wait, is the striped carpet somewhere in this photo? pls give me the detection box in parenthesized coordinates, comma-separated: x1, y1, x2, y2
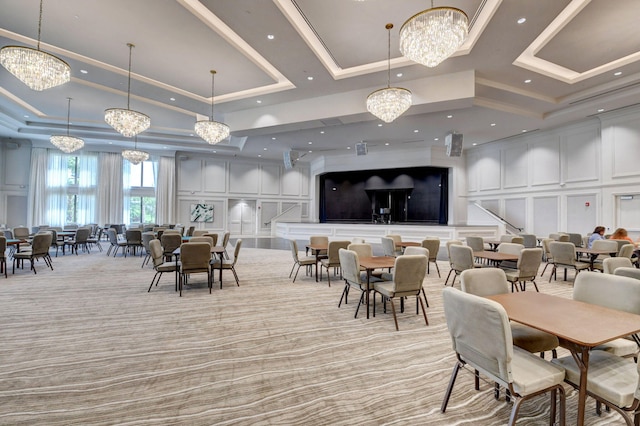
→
(0, 245, 628, 425)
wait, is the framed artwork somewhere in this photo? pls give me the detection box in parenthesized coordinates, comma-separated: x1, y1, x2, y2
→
(190, 203, 214, 222)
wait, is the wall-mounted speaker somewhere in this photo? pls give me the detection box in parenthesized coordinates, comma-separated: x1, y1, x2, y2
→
(355, 142, 367, 156)
(5, 142, 20, 150)
(283, 150, 299, 170)
(445, 132, 463, 157)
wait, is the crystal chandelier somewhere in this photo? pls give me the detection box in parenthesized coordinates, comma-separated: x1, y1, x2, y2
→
(122, 136, 149, 165)
(195, 70, 230, 144)
(399, 1, 468, 68)
(105, 43, 150, 138)
(50, 97, 84, 153)
(0, 0, 70, 91)
(366, 24, 412, 123)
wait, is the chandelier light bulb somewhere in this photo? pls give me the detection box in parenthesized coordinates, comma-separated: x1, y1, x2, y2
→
(50, 97, 84, 153)
(195, 70, 230, 144)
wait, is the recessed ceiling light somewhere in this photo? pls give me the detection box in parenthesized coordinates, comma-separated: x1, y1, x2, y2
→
(396, 72, 403, 77)
(263, 147, 268, 150)
(490, 123, 496, 127)
(163, 146, 168, 149)
(189, 133, 194, 137)
(256, 100, 262, 104)
(258, 154, 262, 157)
(522, 129, 527, 133)
(80, 69, 88, 74)
(23, 115, 29, 118)
(170, 97, 175, 101)
(320, 130, 325, 134)
(308, 150, 312, 153)
(212, 150, 217, 153)
(597, 108, 605, 112)
(267, 34, 275, 40)
(108, 142, 112, 144)
(447, 115, 453, 118)
(614, 71, 622, 76)
(271, 137, 276, 140)
(378, 123, 383, 127)
(434, 138, 439, 141)
(472, 143, 477, 146)
(524, 79, 532, 83)
(308, 141, 312, 144)
(385, 142, 390, 146)
(307, 76, 314, 80)
(413, 129, 419, 133)
(517, 17, 526, 24)
(347, 146, 351, 149)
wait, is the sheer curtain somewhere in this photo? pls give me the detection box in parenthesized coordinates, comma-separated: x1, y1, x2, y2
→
(45, 152, 70, 227)
(97, 152, 124, 226)
(77, 152, 98, 225)
(122, 159, 132, 225)
(155, 156, 176, 225)
(27, 148, 49, 228)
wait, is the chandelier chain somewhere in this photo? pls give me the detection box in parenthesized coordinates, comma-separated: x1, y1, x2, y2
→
(126, 43, 134, 110)
(386, 24, 391, 88)
(210, 70, 216, 119)
(37, 0, 43, 50)
(65, 97, 71, 135)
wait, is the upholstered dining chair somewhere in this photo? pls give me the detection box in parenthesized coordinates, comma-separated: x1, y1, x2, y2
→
(372, 254, 428, 331)
(106, 228, 127, 257)
(497, 242, 524, 270)
(618, 242, 635, 259)
(211, 239, 242, 289)
(421, 238, 441, 277)
(141, 232, 155, 268)
(192, 230, 207, 236)
(615, 267, 640, 280)
(510, 236, 524, 245)
(518, 233, 538, 248)
(319, 240, 350, 286)
(591, 239, 620, 271)
(190, 236, 214, 247)
(178, 242, 212, 296)
(502, 248, 543, 292)
(67, 227, 91, 255)
(460, 268, 559, 360)
(603, 257, 633, 274)
(289, 240, 316, 283)
(161, 233, 182, 262)
(380, 236, 397, 258)
(12, 233, 53, 274)
(86, 227, 103, 252)
(399, 246, 430, 307)
(203, 233, 219, 246)
(444, 239, 463, 285)
(338, 248, 372, 318)
(441, 286, 566, 426)
(445, 244, 481, 287)
(0, 235, 6, 278)
(465, 236, 485, 252)
(540, 238, 555, 278)
(548, 241, 590, 281)
(221, 231, 231, 259)
(308, 235, 328, 259)
(148, 239, 179, 292)
(384, 234, 403, 256)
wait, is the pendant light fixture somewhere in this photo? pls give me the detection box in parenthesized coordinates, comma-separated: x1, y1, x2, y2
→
(50, 97, 84, 153)
(194, 70, 230, 144)
(0, 0, 71, 91)
(104, 43, 150, 138)
(122, 135, 149, 165)
(366, 23, 412, 123)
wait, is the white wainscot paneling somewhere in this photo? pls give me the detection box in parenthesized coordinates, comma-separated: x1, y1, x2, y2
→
(611, 122, 640, 178)
(503, 145, 527, 188)
(260, 165, 280, 195)
(301, 168, 309, 197)
(481, 199, 500, 215)
(504, 198, 526, 230)
(229, 163, 260, 194)
(530, 139, 560, 186)
(281, 169, 301, 196)
(533, 196, 558, 237)
(467, 151, 478, 192)
(282, 202, 299, 213)
(178, 159, 203, 192)
(566, 194, 596, 235)
(260, 201, 279, 230)
(478, 149, 500, 190)
(203, 159, 226, 193)
(564, 128, 599, 183)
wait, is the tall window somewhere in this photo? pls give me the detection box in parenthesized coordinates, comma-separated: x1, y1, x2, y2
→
(126, 160, 156, 225)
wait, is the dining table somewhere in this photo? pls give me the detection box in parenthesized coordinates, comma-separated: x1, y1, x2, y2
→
(574, 247, 618, 270)
(173, 245, 226, 287)
(306, 243, 328, 282)
(487, 291, 640, 426)
(472, 250, 518, 267)
(358, 255, 396, 319)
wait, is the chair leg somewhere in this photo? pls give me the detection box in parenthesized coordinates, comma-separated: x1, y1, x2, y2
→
(444, 269, 454, 286)
(338, 282, 349, 307)
(434, 261, 441, 278)
(441, 361, 462, 413)
(421, 288, 429, 307)
(389, 298, 399, 331)
(508, 396, 525, 426)
(231, 267, 240, 286)
(418, 295, 428, 326)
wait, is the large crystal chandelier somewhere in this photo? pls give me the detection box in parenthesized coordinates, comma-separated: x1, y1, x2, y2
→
(195, 70, 230, 144)
(50, 97, 84, 153)
(0, 0, 70, 91)
(105, 43, 150, 138)
(122, 136, 149, 165)
(366, 24, 412, 123)
(399, 1, 468, 68)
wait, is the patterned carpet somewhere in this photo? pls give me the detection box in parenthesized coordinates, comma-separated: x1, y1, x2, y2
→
(0, 244, 628, 425)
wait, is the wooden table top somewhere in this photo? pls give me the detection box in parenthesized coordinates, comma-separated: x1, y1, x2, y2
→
(359, 256, 396, 270)
(488, 292, 640, 347)
(173, 245, 224, 255)
(6, 238, 26, 245)
(473, 251, 518, 261)
(306, 243, 328, 251)
(396, 241, 420, 248)
(574, 247, 617, 255)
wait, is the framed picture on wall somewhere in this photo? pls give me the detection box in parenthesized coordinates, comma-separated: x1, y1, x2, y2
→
(190, 203, 214, 222)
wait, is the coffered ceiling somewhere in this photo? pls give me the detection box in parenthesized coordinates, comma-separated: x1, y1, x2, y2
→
(1, 0, 639, 163)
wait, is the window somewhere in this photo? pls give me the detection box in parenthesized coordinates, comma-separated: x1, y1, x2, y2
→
(125, 160, 156, 224)
(129, 196, 156, 224)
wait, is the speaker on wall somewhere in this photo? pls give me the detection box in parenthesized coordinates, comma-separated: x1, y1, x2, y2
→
(445, 132, 463, 157)
(283, 150, 299, 170)
(355, 142, 367, 156)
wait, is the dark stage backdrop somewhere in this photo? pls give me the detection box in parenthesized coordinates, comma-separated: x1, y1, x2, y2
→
(319, 166, 448, 224)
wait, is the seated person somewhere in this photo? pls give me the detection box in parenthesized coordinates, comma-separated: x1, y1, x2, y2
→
(588, 226, 605, 248)
(610, 227, 634, 244)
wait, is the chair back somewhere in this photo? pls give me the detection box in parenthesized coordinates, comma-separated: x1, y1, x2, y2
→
(0, 236, 6, 258)
(592, 240, 618, 260)
(518, 233, 537, 248)
(125, 229, 141, 244)
(187, 226, 195, 236)
(498, 242, 524, 256)
(180, 242, 211, 273)
(203, 233, 218, 246)
(499, 235, 514, 243)
(614, 267, 640, 280)
(49, 228, 58, 246)
(510, 236, 524, 245)
(32, 233, 52, 255)
(380, 237, 397, 257)
(446, 240, 463, 265)
(403, 246, 428, 257)
(449, 245, 474, 273)
(163, 229, 181, 235)
(290, 240, 301, 262)
(309, 235, 328, 246)
(75, 227, 91, 243)
(13, 227, 29, 239)
(149, 239, 164, 267)
(603, 257, 633, 274)
(161, 233, 182, 254)
(618, 242, 634, 258)
(347, 243, 372, 259)
(392, 255, 427, 293)
(460, 268, 509, 296)
(222, 231, 231, 248)
(327, 240, 350, 263)
(549, 241, 577, 266)
(192, 230, 207, 236)
(351, 237, 365, 244)
(231, 239, 242, 266)
(142, 232, 155, 252)
(516, 248, 543, 279)
(613, 239, 632, 253)
(541, 238, 553, 258)
(443, 287, 513, 386)
(4, 230, 14, 239)
(339, 248, 361, 285)
(385, 234, 402, 244)
(465, 236, 484, 252)
(566, 233, 583, 247)
(190, 236, 213, 246)
(574, 271, 640, 315)
(557, 234, 570, 242)
(421, 238, 440, 261)
(107, 228, 118, 244)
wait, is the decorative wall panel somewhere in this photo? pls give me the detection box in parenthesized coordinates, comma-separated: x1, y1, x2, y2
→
(203, 160, 226, 193)
(260, 165, 280, 195)
(478, 150, 500, 190)
(504, 198, 526, 231)
(229, 162, 260, 194)
(533, 196, 558, 237)
(564, 127, 599, 183)
(178, 159, 202, 192)
(503, 145, 527, 188)
(530, 139, 560, 186)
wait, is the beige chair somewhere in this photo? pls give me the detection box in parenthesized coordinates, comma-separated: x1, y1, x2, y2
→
(147, 239, 179, 292)
(502, 248, 543, 292)
(548, 241, 590, 281)
(372, 255, 428, 331)
(499, 234, 514, 243)
(380, 236, 398, 257)
(221, 231, 231, 259)
(338, 248, 373, 318)
(308, 235, 328, 259)
(446, 244, 481, 287)
(190, 236, 214, 247)
(540, 238, 555, 278)
(178, 242, 212, 296)
(289, 240, 316, 283)
(123, 229, 142, 257)
(211, 239, 242, 288)
(161, 233, 182, 261)
(203, 233, 218, 246)
(510, 236, 524, 245)
(106, 228, 127, 257)
(444, 240, 463, 285)
(603, 257, 633, 274)
(619, 243, 635, 259)
(518, 233, 537, 248)
(351, 237, 365, 244)
(421, 238, 441, 277)
(86, 227, 103, 252)
(12, 233, 53, 274)
(441, 286, 566, 426)
(13, 226, 30, 240)
(461, 268, 559, 358)
(192, 230, 208, 236)
(465, 236, 484, 252)
(186, 226, 195, 236)
(497, 242, 524, 270)
(319, 240, 350, 286)
(385, 234, 403, 256)
(0, 236, 6, 278)
(566, 272, 640, 358)
(591, 239, 620, 271)
(141, 231, 156, 268)
(347, 243, 381, 277)
(402, 246, 430, 307)
(615, 267, 640, 280)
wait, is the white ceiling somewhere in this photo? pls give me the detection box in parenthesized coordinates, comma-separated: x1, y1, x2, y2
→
(1, 0, 640, 162)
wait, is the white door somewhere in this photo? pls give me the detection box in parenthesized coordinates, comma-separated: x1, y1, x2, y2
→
(227, 199, 256, 236)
